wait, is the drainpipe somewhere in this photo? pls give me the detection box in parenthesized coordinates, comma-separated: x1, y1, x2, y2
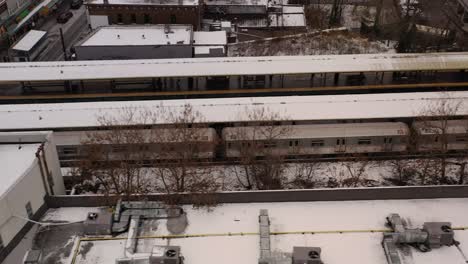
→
(36, 144, 50, 196)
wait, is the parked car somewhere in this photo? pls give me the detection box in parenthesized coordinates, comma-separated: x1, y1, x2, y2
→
(57, 12, 73, 23)
(70, 0, 83, 9)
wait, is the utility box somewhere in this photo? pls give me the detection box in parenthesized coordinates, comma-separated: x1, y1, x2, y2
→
(150, 246, 182, 264)
(23, 250, 42, 264)
(84, 211, 113, 235)
(423, 222, 455, 248)
(292, 247, 323, 264)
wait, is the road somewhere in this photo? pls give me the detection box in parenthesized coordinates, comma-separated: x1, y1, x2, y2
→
(37, 2, 90, 61)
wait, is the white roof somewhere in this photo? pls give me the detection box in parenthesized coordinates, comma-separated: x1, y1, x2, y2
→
(2, 52, 467, 82)
(0, 143, 40, 199)
(194, 46, 225, 55)
(223, 122, 409, 140)
(80, 25, 192, 46)
(193, 31, 227, 45)
(11, 30, 47, 52)
(269, 13, 306, 27)
(0, 92, 466, 131)
(86, 0, 198, 6)
(64, 198, 468, 264)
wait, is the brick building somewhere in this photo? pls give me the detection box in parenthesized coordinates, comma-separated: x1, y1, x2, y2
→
(85, 0, 201, 30)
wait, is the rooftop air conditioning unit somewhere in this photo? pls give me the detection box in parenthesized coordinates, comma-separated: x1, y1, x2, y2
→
(149, 246, 182, 264)
(292, 247, 323, 264)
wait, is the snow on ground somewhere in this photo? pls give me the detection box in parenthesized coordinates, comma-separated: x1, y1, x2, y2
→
(228, 29, 393, 56)
(68, 198, 468, 264)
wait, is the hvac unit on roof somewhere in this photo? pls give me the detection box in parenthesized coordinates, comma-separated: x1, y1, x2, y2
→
(149, 245, 183, 264)
(292, 247, 323, 264)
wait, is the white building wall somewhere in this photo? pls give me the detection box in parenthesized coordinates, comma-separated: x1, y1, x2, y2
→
(0, 131, 65, 248)
(0, 163, 45, 246)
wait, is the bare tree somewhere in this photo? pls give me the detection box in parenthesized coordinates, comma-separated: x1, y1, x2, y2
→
(227, 107, 291, 190)
(415, 95, 464, 184)
(150, 104, 219, 196)
(75, 107, 158, 199)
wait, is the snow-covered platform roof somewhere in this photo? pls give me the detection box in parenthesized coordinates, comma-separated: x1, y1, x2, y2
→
(79, 25, 193, 46)
(43, 198, 468, 264)
(10, 30, 47, 52)
(0, 92, 466, 131)
(0, 52, 467, 82)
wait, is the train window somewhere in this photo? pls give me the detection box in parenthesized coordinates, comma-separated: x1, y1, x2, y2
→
(264, 142, 277, 148)
(336, 139, 345, 145)
(456, 136, 468, 142)
(61, 146, 78, 155)
(289, 140, 299, 147)
(139, 145, 150, 151)
(384, 138, 393, 144)
(227, 142, 232, 149)
(434, 136, 439, 143)
(112, 145, 128, 153)
(311, 140, 324, 147)
(358, 139, 372, 145)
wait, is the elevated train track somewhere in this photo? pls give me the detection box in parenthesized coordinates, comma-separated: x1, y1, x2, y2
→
(0, 52, 467, 103)
(0, 81, 467, 104)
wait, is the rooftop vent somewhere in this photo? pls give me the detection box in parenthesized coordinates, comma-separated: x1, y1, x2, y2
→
(292, 247, 323, 264)
(149, 246, 182, 264)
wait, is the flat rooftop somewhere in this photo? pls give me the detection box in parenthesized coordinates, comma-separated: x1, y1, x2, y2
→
(26, 198, 468, 264)
(11, 30, 47, 52)
(0, 52, 467, 82)
(0, 143, 40, 199)
(79, 25, 193, 46)
(204, 0, 267, 6)
(86, 0, 199, 6)
(0, 91, 466, 131)
(193, 31, 227, 45)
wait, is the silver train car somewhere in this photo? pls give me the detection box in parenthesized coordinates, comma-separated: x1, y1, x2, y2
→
(222, 122, 410, 157)
(54, 128, 218, 161)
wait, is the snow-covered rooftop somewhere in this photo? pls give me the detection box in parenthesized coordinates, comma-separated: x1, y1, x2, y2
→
(0, 92, 466, 131)
(0, 143, 40, 199)
(79, 25, 193, 46)
(11, 30, 47, 52)
(193, 31, 227, 45)
(1, 52, 465, 82)
(86, 0, 198, 6)
(44, 198, 468, 264)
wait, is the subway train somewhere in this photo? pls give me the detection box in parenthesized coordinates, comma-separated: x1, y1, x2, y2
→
(54, 119, 468, 162)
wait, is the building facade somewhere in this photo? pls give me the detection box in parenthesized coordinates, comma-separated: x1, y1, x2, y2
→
(86, 0, 201, 29)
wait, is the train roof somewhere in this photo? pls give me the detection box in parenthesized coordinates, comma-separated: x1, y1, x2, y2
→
(223, 122, 409, 140)
(0, 92, 467, 131)
(0, 52, 467, 82)
(413, 119, 468, 135)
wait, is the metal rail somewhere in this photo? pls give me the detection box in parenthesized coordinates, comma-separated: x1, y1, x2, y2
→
(1, 81, 468, 104)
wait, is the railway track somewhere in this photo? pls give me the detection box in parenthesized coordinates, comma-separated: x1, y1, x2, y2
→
(1, 81, 468, 104)
(59, 151, 468, 168)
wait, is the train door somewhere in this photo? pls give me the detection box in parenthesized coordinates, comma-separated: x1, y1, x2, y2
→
(383, 137, 393, 152)
(335, 138, 346, 152)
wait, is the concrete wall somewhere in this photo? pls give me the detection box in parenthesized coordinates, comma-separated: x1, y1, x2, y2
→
(75, 45, 192, 60)
(45, 185, 468, 208)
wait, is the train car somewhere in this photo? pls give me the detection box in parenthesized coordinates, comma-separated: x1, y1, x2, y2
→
(53, 128, 218, 161)
(222, 122, 410, 157)
(412, 120, 468, 152)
